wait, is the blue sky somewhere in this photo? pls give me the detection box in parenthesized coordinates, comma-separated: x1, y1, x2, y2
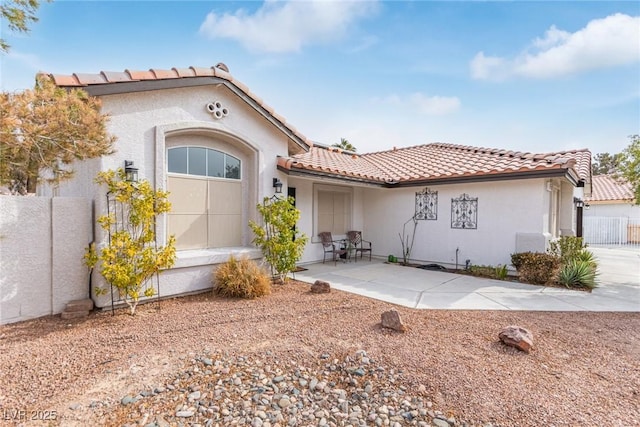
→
(1, 0, 639, 155)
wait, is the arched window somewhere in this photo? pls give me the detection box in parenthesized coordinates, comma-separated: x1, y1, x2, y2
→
(168, 147, 241, 179)
(167, 146, 244, 250)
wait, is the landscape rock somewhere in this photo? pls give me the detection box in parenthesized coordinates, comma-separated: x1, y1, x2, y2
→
(310, 280, 331, 294)
(381, 309, 407, 332)
(106, 350, 489, 427)
(499, 325, 534, 353)
(432, 418, 451, 427)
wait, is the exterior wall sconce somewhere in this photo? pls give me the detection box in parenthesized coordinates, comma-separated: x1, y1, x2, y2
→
(273, 178, 283, 194)
(573, 197, 585, 208)
(124, 160, 139, 182)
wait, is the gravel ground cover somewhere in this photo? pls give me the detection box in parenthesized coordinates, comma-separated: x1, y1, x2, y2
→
(0, 280, 638, 427)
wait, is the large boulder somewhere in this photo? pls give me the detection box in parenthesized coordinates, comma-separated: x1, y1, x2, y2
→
(381, 309, 407, 332)
(499, 325, 534, 353)
(310, 280, 331, 294)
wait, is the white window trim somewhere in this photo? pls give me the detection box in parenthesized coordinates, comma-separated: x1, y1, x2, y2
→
(155, 121, 261, 251)
(167, 146, 242, 180)
(312, 183, 353, 242)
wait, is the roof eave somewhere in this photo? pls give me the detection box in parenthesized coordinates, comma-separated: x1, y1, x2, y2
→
(385, 168, 574, 188)
(67, 76, 311, 154)
(277, 165, 387, 186)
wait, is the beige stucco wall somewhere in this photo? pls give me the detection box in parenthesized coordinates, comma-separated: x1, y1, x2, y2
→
(361, 179, 551, 267)
(287, 176, 570, 268)
(584, 202, 640, 218)
(0, 197, 91, 324)
(41, 84, 293, 308)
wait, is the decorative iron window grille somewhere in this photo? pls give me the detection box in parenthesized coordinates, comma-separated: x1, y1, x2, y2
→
(415, 188, 438, 220)
(451, 193, 478, 229)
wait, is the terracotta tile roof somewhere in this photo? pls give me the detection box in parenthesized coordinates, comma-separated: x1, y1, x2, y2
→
(277, 146, 390, 183)
(586, 174, 634, 202)
(42, 64, 313, 154)
(42, 64, 591, 187)
(45, 64, 231, 87)
(279, 143, 591, 186)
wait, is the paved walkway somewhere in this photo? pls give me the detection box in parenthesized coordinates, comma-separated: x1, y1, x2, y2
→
(295, 247, 640, 311)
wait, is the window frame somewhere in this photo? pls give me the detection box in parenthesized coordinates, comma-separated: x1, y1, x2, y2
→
(167, 146, 242, 180)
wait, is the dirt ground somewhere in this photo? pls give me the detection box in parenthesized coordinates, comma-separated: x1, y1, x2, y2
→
(0, 281, 638, 426)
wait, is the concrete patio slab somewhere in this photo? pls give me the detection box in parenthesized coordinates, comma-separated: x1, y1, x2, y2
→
(295, 246, 639, 312)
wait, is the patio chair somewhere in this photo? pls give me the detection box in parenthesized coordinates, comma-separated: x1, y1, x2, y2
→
(346, 230, 372, 262)
(318, 231, 348, 265)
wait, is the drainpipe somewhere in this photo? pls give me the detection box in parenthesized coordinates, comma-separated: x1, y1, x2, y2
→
(50, 197, 54, 316)
(455, 247, 459, 271)
(88, 199, 95, 303)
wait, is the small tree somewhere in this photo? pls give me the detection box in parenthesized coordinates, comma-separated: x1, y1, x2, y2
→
(619, 134, 640, 204)
(591, 152, 624, 175)
(398, 214, 418, 265)
(1, 0, 47, 52)
(249, 196, 308, 283)
(85, 169, 176, 315)
(0, 75, 115, 194)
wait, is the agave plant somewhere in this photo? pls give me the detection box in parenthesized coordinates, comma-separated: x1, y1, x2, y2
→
(557, 260, 598, 289)
(575, 249, 598, 268)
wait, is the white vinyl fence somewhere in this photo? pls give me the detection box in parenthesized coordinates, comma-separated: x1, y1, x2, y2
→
(583, 216, 640, 248)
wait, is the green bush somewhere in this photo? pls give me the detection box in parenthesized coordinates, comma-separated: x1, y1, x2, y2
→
(468, 265, 493, 277)
(548, 236, 587, 265)
(213, 255, 271, 299)
(494, 264, 508, 280)
(249, 196, 308, 283)
(468, 264, 509, 280)
(557, 260, 598, 289)
(510, 252, 561, 285)
(575, 249, 597, 267)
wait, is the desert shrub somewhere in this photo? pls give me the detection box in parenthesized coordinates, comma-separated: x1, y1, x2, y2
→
(575, 249, 597, 267)
(494, 264, 508, 280)
(467, 264, 509, 280)
(548, 236, 587, 265)
(213, 255, 271, 299)
(468, 265, 493, 277)
(510, 252, 560, 285)
(557, 260, 598, 289)
(510, 253, 528, 270)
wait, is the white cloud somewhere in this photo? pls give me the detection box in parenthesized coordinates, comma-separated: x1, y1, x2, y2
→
(375, 92, 461, 116)
(471, 13, 640, 80)
(199, 0, 379, 53)
(409, 93, 461, 115)
(470, 52, 507, 80)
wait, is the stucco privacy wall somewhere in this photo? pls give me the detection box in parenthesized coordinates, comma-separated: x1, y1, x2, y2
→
(0, 197, 91, 325)
(362, 179, 549, 268)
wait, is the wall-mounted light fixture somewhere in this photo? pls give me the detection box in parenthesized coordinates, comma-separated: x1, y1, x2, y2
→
(273, 177, 283, 194)
(573, 197, 585, 209)
(124, 160, 139, 182)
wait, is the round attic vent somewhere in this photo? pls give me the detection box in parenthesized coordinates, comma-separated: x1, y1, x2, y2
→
(206, 101, 229, 119)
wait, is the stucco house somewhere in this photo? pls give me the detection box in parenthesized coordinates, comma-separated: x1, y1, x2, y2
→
(37, 64, 591, 308)
(584, 174, 640, 245)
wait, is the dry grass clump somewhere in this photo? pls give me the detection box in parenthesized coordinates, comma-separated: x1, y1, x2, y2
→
(213, 255, 271, 298)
